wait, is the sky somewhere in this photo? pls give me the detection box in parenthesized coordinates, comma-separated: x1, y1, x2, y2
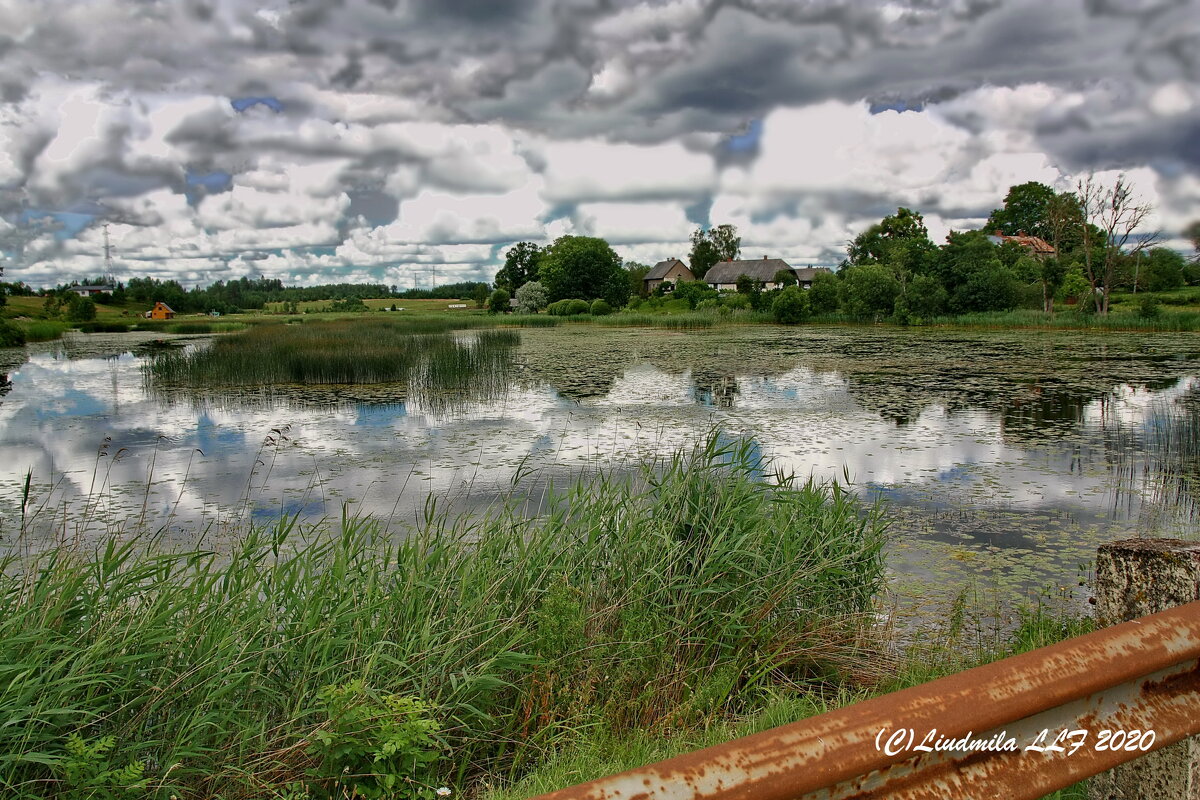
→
(0, 0, 1198, 290)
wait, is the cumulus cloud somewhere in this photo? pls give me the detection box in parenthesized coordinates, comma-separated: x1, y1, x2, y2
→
(0, 0, 1197, 286)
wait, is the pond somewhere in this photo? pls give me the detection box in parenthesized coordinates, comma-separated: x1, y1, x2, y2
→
(2, 325, 1198, 623)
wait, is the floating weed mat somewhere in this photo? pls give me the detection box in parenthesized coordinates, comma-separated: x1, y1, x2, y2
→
(0, 435, 886, 799)
(143, 320, 520, 406)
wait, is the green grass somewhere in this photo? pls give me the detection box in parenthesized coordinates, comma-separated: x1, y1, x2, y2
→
(489, 595, 1095, 800)
(14, 320, 70, 342)
(143, 318, 517, 388)
(0, 436, 886, 798)
(927, 308, 1200, 331)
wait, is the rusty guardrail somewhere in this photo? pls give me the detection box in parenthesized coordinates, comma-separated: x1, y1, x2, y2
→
(528, 599, 1200, 800)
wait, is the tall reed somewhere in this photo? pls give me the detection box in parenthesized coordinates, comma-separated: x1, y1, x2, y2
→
(0, 436, 886, 798)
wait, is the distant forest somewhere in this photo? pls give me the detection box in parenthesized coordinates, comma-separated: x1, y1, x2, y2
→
(11, 276, 490, 315)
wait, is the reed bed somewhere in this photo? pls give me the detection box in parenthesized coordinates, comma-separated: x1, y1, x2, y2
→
(15, 320, 70, 342)
(928, 309, 1200, 332)
(143, 319, 517, 388)
(0, 437, 886, 799)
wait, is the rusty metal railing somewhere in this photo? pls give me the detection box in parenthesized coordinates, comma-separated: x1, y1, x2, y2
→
(527, 599, 1200, 800)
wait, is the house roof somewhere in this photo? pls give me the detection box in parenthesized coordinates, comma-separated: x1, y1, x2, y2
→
(704, 258, 794, 284)
(645, 258, 690, 281)
(987, 231, 1056, 256)
(155, 302, 175, 312)
(793, 267, 834, 283)
(75, 284, 114, 291)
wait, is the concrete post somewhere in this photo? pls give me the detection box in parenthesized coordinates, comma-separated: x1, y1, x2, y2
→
(1090, 538, 1200, 800)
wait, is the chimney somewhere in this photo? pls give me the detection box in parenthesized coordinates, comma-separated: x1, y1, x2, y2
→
(762, 255, 768, 260)
(1016, 230, 1025, 237)
(993, 230, 1003, 237)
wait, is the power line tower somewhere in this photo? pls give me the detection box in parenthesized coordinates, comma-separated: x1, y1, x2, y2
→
(103, 223, 114, 284)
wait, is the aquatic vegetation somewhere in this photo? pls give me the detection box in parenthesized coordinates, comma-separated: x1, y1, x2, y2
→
(143, 319, 518, 389)
(0, 436, 886, 798)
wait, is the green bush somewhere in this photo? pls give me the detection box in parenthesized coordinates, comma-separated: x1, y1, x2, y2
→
(487, 289, 511, 315)
(308, 681, 443, 800)
(1138, 296, 1162, 319)
(0, 318, 26, 347)
(721, 293, 751, 310)
(66, 295, 97, 322)
(589, 298, 613, 316)
(771, 286, 811, 324)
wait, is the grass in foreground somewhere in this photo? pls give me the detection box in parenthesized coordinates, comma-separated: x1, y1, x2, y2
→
(489, 596, 1094, 800)
(0, 436, 886, 799)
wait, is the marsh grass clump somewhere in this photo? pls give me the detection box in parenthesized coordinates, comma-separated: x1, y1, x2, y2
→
(0, 436, 886, 798)
(143, 320, 517, 391)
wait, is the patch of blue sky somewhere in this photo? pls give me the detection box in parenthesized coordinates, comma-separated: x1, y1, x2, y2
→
(724, 119, 762, 153)
(231, 96, 283, 113)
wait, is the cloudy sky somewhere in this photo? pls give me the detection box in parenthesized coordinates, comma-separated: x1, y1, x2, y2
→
(1, 0, 1198, 290)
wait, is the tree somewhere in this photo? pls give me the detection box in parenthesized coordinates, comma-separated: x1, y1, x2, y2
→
(1140, 248, 1187, 292)
(537, 236, 630, 307)
(1186, 220, 1200, 265)
(848, 207, 934, 267)
(808, 271, 841, 314)
(66, 294, 97, 322)
(904, 273, 948, 320)
(487, 288, 510, 314)
(625, 262, 651, 298)
(842, 264, 900, 318)
(985, 182, 1057, 240)
(688, 224, 740, 279)
(513, 281, 548, 314)
(771, 286, 810, 324)
(470, 284, 490, 309)
(938, 231, 1020, 313)
(1077, 173, 1160, 314)
(773, 269, 797, 287)
(494, 242, 542, 295)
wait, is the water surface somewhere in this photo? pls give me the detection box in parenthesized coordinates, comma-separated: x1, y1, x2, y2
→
(2, 325, 1197, 622)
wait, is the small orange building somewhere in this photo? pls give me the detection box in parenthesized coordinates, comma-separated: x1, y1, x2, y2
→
(148, 302, 175, 320)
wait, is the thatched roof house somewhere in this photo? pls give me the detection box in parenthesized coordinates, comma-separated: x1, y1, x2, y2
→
(644, 258, 695, 292)
(704, 258, 833, 290)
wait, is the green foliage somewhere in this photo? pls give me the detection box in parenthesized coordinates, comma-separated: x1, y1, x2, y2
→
(589, 298, 612, 316)
(514, 281, 548, 314)
(547, 299, 591, 316)
(847, 208, 936, 273)
(57, 733, 150, 799)
(938, 232, 1019, 313)
(673, 280, 719, 309)
(326, 297, 369, 313)
(688, 225, 740, 279)
(771, 286, 810, 324)
(65, 294, 97, 322)
(538, 236, 629, 307)
(772, 269, 797, 287)
(625, 262, 651, 298)
(1137, 296, 1162, 319)
(807, 272, 841, 314)
(1059, 267, 1091, 303)
(0, 318, 26, 346)
(309, 682, 443, 800)
(720, 293, 751, 310)
(985, 181, 1057, 240)
(487, 289, 511, 315)
(471, 285, 490, 309)
(494, 242, 543, 296)
(841, 264, 900, 318)
(903, 273, 948, 320)
(1140, 248, 1186, 292)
